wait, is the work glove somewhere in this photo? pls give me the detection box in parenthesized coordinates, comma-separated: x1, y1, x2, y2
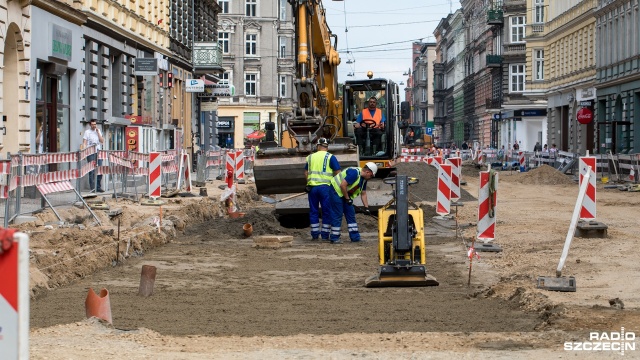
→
(304, 186, 312, 193)
(346, 198, 353, 206)
(363, 208, 371, 216)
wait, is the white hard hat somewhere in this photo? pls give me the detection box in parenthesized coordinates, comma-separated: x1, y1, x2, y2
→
(364, 162, 378, 176)
(317, 137, 329, 146)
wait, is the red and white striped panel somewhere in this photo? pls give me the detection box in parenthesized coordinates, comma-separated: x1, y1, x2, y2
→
(226, 150, 245, 180)
(97, 166, 111, 175)
(0, 185, 8, 199)
(579, 157, 597, 220)
(36, 180, 74, 195)
(398, 155, 425, 163)
(79, 145, 97, 161)
(162, 163, 178, 174)
(22, 155, 44, 167)
(477, 171, 498, 242)
(432, 156, 443, 167)
(446, 157, 462, 201)
(148, 152, 162, 198)
(0, 161, 11, 175)
(162, 153, 175, 162)
(109, 154, 133, 168)
(182, 153, 192, 192)
(46, 152, 78, 165)
(401, 147, 423, 154)
(9, 175, 18, 192)
(206, 159, 221, 167)
(437, 163, 452, 216)
(10, 155, 20, 167)
(80, 161, 96, 178)
(518, 151, 525, 168)
(424, 157, 434, 165)
(129, 152, 149, 163)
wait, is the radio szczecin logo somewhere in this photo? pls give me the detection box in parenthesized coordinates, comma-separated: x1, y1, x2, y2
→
(565, 328, 636, 355)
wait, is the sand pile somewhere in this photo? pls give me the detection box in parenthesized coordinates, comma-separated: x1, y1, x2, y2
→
(514, 165, 575, 185)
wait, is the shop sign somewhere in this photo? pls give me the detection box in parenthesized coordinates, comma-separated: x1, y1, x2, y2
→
(125, 126, 139, 152)
(51, 24, 72, 61)
(577, 107, 594, 124)
(201, 101, 218, 111)
(186, 79, 205, 93)
(216, 120, 232, 128)
(125, 115, 152, 125)
(134, 58, 158, 76)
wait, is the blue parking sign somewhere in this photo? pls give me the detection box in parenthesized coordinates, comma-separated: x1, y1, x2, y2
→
(426, 127, 433, 135)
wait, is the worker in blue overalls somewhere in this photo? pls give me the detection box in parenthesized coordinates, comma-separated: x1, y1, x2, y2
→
(304, 138, 341, 240)
(328, 162, 377, 244)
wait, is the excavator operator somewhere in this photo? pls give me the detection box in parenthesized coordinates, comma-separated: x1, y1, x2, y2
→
(354, 97, 386, 155)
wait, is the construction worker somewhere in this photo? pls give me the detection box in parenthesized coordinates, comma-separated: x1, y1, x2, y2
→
(304, 138, 341, 240)
(328, 162, 377, 244)
(354, 97, 386, 155)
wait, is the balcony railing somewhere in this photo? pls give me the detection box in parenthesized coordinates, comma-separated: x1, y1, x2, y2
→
(193, 42, 223, 73)
(503, 43, 526, 56)
(486, 54, 503, 67)
(526, 23, 546, 38)
(487, 9, 503, 25)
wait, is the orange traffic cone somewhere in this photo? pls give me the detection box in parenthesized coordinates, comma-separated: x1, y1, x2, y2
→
(85, 288, 113, 324)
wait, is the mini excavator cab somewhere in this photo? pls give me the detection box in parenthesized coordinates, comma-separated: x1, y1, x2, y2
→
(365, 175, 439, 287)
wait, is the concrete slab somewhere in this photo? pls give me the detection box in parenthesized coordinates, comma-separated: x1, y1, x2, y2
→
(575, 220, 608, 238)
(14, 215, 38, 225)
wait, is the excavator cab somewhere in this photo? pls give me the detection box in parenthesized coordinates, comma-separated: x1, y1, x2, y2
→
(343, 79, 402, 177)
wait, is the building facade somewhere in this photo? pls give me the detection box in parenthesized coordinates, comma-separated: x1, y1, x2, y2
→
(216, 0, 295, 149)
(409, 42, 436, 128)
(595, 0, 640, 154)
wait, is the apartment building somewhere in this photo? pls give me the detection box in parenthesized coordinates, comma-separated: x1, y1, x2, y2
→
(594, 0, 640, 154)
(216, 0, 295, 149)
(410, 42, 436, 127)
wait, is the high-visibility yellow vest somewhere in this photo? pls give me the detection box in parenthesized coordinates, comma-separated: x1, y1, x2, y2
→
(331, 167, 362, 199)
(306, 151, 334, 186)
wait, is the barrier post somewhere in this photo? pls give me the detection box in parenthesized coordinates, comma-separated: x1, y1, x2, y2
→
(0, 231, 30, 360)
(446, 157, 462, 202)
(436, 163, 452, 217)
(474, 169, 502, 252)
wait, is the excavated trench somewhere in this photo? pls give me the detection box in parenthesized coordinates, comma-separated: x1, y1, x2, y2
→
(30, 193, 546, 339)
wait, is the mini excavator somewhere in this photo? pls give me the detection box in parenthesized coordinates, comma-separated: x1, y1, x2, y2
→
(365, 175, 439, 287)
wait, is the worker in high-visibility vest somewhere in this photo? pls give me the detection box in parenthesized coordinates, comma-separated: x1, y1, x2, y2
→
(304, 138, 341, 240)
(328, 162, 377, 244)
(354, 97, 386, 155)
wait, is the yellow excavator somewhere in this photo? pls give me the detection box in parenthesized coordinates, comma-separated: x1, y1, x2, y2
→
(253, 0, 406, 201)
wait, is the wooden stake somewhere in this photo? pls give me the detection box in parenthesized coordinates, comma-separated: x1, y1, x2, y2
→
(138, 265, 157, 297)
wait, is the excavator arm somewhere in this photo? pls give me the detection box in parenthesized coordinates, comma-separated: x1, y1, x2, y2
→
(253, 0, 357, 195)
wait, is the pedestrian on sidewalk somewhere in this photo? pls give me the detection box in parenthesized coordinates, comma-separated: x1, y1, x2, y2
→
(328, 162, 377, 244)
(83, 119, 104, 193)
(304, 138, 341, 240)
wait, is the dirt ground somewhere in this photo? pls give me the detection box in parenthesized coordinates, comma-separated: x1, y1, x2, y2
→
(21, 164, 640, 358)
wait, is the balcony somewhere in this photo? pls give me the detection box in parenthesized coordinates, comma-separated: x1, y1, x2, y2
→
(433, 116, 446, 126)
(486, 54, 503, 68)
(487, 9, 503, 25)
(193, 42, 223, 74)
(434, 88, 447, 98)
(486, 98, 502, 110)
(503, 43, 526, 56)
(526, 23, 546, 38)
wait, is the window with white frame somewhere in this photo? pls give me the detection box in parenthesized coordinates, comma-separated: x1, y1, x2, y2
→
(246, 0, 257, 17)
(279, 37, 287, 58)
(245, 73, 257, 96)
(279, 0, 286, 20)
(421, 88, 427, 102)
(218, 32, 230, 54)
(509, 64, 525, 92)
(279, 75, 286, 97)
(534, 49, 544, 81)
(534, 0, 544, 23)
(245, 34, 257, 56)
(220, 72, 232, 86)
(421, 67, 426, 81)
(511, 16, 525, 43)
(421, 109, 427, 123)
(218, 0, 230, 14)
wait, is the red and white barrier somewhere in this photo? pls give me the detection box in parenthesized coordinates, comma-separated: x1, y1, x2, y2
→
(432, 156, 443, 167)
(182, 152, 192, 192)
(149, 152, 162, 199)
(477, 170, 498, 242)
(398, 155, 426, 163)
(446, 157, 462, 201)
(0, 232, 30, 360)
(36, 180, 75, 195)
(437, 163, 452, 216)
(579, 156, 597, 220)
(518, 151, 525, 171)
(226, 150, 244, 181)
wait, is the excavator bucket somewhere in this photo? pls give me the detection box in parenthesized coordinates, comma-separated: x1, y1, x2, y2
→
(253, 147, 359, 195)
(364, 265, 439, 288)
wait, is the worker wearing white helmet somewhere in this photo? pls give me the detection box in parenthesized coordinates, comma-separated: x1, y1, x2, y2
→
(327, 162, 377, 244)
